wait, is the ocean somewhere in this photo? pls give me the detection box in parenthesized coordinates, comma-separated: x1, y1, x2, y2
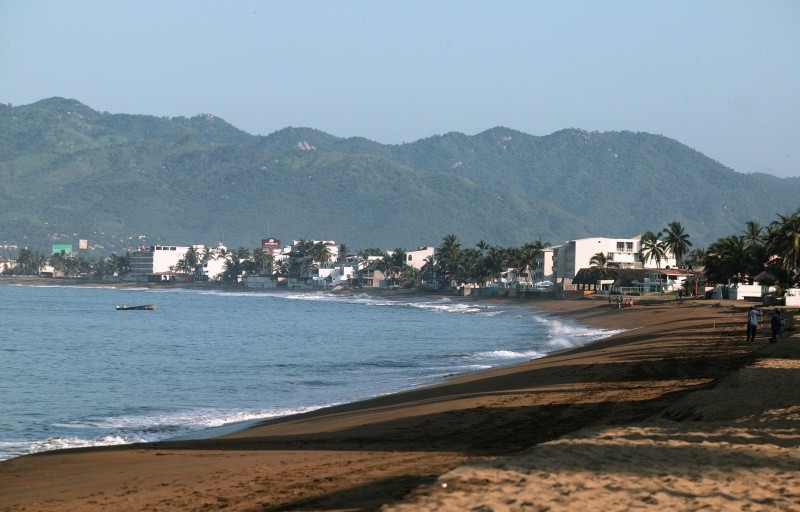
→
(0, 283, 622, 461)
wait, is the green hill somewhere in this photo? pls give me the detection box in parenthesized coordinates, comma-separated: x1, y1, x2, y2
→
(1, 98, 797, 254)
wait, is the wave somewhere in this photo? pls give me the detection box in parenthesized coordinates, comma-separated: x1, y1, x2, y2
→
(473, 349, 546, 359)
(6, 282, 151, 292)
(141, 287, 505, 316)
(1, 405, 332, 461)
(532, 314, 626, 350)
(55, 406, 327, 432)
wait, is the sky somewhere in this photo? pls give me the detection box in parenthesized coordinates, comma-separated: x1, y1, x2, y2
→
(1, 1, 799, 177)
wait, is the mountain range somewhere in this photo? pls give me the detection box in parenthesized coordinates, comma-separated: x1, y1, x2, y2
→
(1, 97, 798, 254)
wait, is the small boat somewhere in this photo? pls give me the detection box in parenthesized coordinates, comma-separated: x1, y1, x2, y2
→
(116, 304, 156, 311)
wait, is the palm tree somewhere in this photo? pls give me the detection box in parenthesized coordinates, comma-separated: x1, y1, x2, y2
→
(183, 246, 200, 274)
(338, 244, 351, 263)
(459, 247, 486, 286)
(222, 255, 242, 284)
(220, 247, 251, 284)
(589, 252, 618, 280)
(518, 240, 544, 280)
(641, 233, 669, 292)
(93, 257, 117, 279)
(662, 221, 692, 268)
(49, 250, 70, 276)
(110, 251, 131, 276)
(640, 231, 666, 270)
(309, 242, 331, 268)
(485, 245, 509, 283)
(684, 247, 705, 271)
(252, 247, 275, 275)
(704, 235, 747, 284)
(216, 246, 228, 262)
(768, 208, 800, 287)
(436, 234, 462, 287)
(375, 253, 402, 286)
(420, 254, 437, 282)
(202, 246, 217, 264)
(284, 258, 303, 278)
(518, 240, 543, 268)
(399, 265, 421, 288)
(742, 220, 765, 249)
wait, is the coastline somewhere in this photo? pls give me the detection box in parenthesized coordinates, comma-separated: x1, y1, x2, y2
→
(1, 284, 798, 510)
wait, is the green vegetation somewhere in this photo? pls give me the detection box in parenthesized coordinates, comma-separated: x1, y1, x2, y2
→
(6, 210, 800, 294)
(589, 252, 618, 280)
(3, 248, 129, 278)
(429, 235, 546, 290)
(702, 208, 800, 289)
(1, 98, 798, 258)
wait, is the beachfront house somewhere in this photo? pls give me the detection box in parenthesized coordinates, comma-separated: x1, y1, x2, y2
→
(403, 246, 434, 270)
(572, 267, 694, 295)
(553, 236, 678, 288)
(0, 258, 17, 274)
(312, 264, 356, 288)
(786, 289, 800, 306)
(710, 282, 778, 301)
(359, 262, 387, 288)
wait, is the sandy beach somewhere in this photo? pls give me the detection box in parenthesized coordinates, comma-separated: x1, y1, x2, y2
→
(1, 294, 797, 511)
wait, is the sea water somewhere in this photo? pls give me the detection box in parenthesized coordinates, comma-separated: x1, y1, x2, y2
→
(0, 283, 622, 461)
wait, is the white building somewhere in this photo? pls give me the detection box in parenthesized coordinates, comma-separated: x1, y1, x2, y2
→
(199, 246, 227, 281)
(538, 246, 556, 281)
(313, 265, 356, 288)
(553, 236, 677, 282)
(129, 244, 225, 280)
(786, 288, 800, 306)
(129, 245, 189, 276)
(402, 246, 434, 270)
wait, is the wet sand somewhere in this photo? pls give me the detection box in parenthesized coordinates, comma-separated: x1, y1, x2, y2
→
(0, 295, 797, 511)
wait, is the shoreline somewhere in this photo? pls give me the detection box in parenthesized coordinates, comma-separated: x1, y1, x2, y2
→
(1, 284, 798, 510)
(0, 279, 620, 452)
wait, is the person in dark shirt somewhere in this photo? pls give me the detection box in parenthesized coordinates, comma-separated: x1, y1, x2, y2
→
(770, 309, 783, 344)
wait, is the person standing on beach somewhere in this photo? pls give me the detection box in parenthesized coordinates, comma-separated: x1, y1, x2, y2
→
(771, 309, 783, 344)
(746, 306, 762, 342)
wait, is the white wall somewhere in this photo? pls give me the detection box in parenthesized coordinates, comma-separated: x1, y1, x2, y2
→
(555, 236, 678, 279)
(405, 247, 434, 270)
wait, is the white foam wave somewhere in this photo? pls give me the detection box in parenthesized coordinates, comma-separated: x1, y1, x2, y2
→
(351, 296, 496, 315)
(30, 435, 137, 454)
(532, 314, 626, 350)
(140, 287, 504, 316)
(474, 349, 546, 360)
(5, 405, 333, 460)
(57, 406, 326, 432)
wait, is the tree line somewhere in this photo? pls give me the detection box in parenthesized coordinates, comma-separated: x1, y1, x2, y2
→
(586, 211, 799, 292)
(4, 208, 799, 292)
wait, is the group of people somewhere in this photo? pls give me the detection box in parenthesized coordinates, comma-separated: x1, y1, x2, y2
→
(746, 306, 784, 344)
(609, 295, 634, 308)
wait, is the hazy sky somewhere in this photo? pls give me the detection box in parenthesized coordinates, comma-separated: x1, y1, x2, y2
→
(1, 1, 798, 177)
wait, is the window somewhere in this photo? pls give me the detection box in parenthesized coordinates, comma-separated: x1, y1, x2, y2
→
(617, 242, 625, 251)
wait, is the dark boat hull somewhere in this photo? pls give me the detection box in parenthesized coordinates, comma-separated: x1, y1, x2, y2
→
(116, 304, 156, 311)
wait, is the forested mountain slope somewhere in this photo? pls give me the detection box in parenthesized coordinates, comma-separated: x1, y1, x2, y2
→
(1, 98, 796, 253)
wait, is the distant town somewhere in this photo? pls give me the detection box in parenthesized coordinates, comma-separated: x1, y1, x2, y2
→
(3, 212, 799, 306)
